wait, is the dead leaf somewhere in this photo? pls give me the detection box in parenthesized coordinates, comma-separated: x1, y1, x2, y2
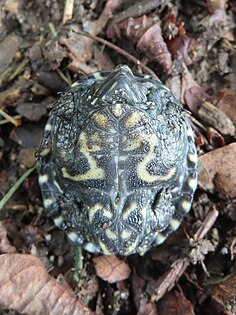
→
(93, 255, 131, 283)
(198, 143, 236, 197)
(9, 123, 43, 148)
(107, 15, 172, 72)
(157, 290, 195, 315)
(131, 274, 146, 311)
(3, 0, 20, 15)
(0, 33, 19, 78)
(137, 23, 172, 73)
(217, 90, 236, 125)
(198, 101, 235, 136)
(181, 64, 211, 115)
(137, 297, 158, 315)
(207, 127, 225, 148)
(212, 273, 236, 315)
(16, 102, 47, 121)
(0, 254, 94, 315)
(0, 222, 16, 254)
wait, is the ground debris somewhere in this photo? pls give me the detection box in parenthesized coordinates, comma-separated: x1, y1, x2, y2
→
(93, 255, 131, 283)
(198, 143, 236, 197)
(198, 101, 235, 136)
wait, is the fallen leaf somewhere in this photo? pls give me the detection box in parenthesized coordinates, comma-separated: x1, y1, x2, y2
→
(181, 64, 211, 115)
(9, 123, 43, 148)
(0, 222, 16, 254)
(131, 274, 146, 311)
(217, 90, 236, 125)
(212, 273, 236, 315)
(137, 297, 158, 315)
(198, 143, 236, 197)
(137, 23, 172, 73)
(0, 33, 19, 77)
(0, 254, 94, 315)
(198, 101, 235, 136)
(157, 290, 195, 315)
(93, 255, 131, 283)
(107, 15, 172, 72)
(16, 102, 47, 121)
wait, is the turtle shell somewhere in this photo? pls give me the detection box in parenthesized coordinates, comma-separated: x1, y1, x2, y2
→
(38, 65, 198, 256)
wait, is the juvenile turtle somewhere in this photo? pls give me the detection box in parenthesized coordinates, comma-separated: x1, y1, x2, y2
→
(38, 65, 198, 256)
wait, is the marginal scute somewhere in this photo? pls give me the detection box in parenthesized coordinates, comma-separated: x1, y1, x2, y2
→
(38, 64, 198, 256)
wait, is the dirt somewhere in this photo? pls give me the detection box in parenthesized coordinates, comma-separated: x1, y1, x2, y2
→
(0, 1, 235, 314)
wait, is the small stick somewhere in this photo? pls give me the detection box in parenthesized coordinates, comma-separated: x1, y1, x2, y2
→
(62, 0, 74, 25)
(0, 108, 21, 127)
(150, 207, 219, 302)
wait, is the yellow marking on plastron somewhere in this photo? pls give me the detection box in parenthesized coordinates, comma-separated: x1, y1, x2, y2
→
(122, 202, 137, 220)
(124, 237, 139, 254)
(188, 177, 198, 190)
(188, 153, 198, 163)
(39, 174, 49, 184)
(125, 112, 144, 128)
(43, 198, 53, 208)
(113, 104, 123, 117)
(105, 228, 117, 240)
(181, 200, 191, 212)
(61, 132, 104, 181)
(54, 216, 64, 227)
(45, 124, 52, 131)
(137, 133, 176, 183)
(87, 203, 102, 222)
(91, 133, 101, 143)
(170, 218, 181, 230)
(93, 112, 109, 128)
(103, 208, 113, 219)
(99, 240, 111, 254)
(121, 229, 132, 239)
(123, 135, 142, 151)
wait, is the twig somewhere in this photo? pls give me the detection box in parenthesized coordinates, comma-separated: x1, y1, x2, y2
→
(112, 0, 164, 25)
(0, 108, 21, 127)
(74, 30, 160, 81)
(0, 163, 37, 210)
(48, 22, 57, 38)
(62, 0, 74, 25)
(0, 115, 21, 126)
(56, 68, 71, 86)
(150, 207, 219, 302)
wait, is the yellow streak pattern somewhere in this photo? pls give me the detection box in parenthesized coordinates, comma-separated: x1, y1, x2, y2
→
(61, 132, 104, 181)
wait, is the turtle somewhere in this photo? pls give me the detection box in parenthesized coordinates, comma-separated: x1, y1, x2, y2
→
(38, 64, 198, 256)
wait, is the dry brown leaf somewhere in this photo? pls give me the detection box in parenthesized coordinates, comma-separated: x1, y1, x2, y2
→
(93, 255, 131, 283)
(212, 273, 236, 315)
(137, 297, 158, 315)
(131, 274, 146, 311)
(181, 64, 210, 115)
(0, 254, 94, 315)
(198, 143, 236, 197)
(137, 23, 172, 73)
(0, 222, 16, 254)
(198, 101, 235, 136)
(107, 15, 172, 72)
(0, 33, 19, 77)
(157, 290, 195, 315)
(217, 90, 236, 125)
